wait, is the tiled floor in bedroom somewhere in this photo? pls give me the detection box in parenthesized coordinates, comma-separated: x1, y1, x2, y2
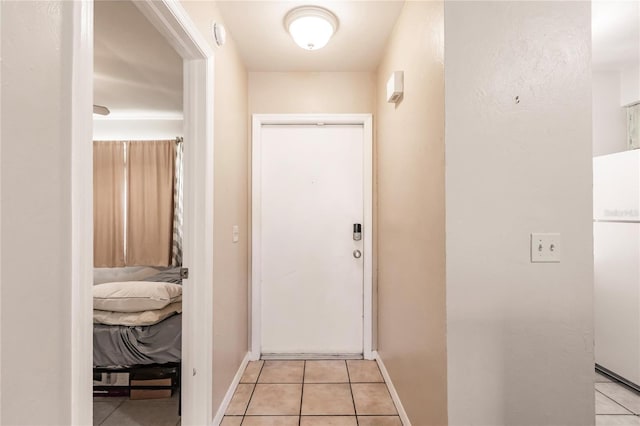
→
(221, 359, 403, 426)
(596, 370, 640, 426)
(93, 392, 180, 426)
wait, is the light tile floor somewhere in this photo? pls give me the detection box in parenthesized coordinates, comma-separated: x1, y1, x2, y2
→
(222, 360, 403, 426)
(95, 367, 637, 425)
(93, 392, 180, 426)
(596, 370, 640, 426)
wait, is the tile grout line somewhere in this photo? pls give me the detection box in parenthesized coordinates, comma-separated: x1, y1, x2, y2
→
(98, 398, 126, 426)
(237, 360, 398, 424)
(229, 415, 399, 418)
(596, 387, 639, 415)
(257, 381, 383, 384)
(241, 360, 266, 423)
(229, 414, 396, 417)
(299, 361, 306, 426)
(595, 414, 640, 416)
(345, 360, 359, 426)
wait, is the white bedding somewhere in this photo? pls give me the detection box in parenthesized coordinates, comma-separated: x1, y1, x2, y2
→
(94, 302, 182, 326)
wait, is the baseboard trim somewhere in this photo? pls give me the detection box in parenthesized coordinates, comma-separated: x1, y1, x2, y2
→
(261, 353, 363, 360)
(211, 352, 251, 426)
(372, 351, 411, 426)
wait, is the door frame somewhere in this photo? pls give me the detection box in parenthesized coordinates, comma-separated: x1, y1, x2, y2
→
(250, 114, 374, 361)
(70, 1, 215, 425)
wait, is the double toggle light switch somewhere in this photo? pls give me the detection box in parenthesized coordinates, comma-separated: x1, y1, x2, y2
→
(530, 233, 561, 263)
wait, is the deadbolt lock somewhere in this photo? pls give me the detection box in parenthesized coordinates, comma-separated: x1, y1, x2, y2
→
(353, 223, 362, 241)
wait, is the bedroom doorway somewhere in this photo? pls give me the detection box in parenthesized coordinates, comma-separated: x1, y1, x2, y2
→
(92, 0, 185, 414)
(71, 1, 214, 425)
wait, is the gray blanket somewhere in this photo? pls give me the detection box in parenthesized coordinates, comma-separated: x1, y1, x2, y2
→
(93, 313, 181, 367)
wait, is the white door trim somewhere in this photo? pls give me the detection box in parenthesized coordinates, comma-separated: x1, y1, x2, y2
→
(70, 1, 95, 424)
(251, 114, 373, 361)
(70, 1, 215, 425)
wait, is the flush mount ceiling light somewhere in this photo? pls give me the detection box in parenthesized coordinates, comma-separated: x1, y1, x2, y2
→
(284, 6, 338, 51)
(93, 104, 110, 116)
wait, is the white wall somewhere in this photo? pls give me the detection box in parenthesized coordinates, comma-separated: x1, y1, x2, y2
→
(621, 64, 640, 107)
(0, 1, 4, 421)
(93, 118, 183, 140)
(593, 71, 627, 156)
(445, 2, 594, 425)
(1, 1, 75, 424)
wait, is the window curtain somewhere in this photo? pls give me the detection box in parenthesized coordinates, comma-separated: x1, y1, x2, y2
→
(171, 140, 184, 266)
(126, 140, 176, 266)
(93, 141, 126, 267)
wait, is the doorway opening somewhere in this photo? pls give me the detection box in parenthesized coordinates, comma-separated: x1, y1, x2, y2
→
(92, 1, 184, 424)
(71, 1, 214, 425)
(592, 1, 640, 423)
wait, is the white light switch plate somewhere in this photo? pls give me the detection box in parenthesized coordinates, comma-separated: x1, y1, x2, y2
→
(530, 233, 561, 263)
(232, 225, 239, 243)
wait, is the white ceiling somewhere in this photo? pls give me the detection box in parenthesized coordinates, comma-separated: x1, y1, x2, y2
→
(94, 0, 183, 118)
(216, 1, 405, 72)
(592, 0, 640, 72)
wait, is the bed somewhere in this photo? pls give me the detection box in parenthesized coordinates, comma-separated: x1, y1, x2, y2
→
(93, 313, 181, 367)
(92, 267, 182, 402)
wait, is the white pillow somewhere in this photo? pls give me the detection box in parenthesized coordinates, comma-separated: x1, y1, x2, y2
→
(93, 281, 182, 312)
(94, 302, 182, 326)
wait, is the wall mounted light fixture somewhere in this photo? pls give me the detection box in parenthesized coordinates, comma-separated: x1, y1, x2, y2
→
(284, 6, 338, 51)
(386, 71, 404, 103)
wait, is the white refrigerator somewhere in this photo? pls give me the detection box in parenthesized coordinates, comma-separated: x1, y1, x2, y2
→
(594, 150, 640, 385)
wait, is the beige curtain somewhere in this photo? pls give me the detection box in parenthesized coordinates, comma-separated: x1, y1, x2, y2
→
(171, 140, 184, 266)
(126, 140, 176, 266)
(93, 141, 126, 267)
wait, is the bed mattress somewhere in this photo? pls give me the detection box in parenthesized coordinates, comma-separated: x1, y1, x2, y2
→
(93, 313, 181, 367)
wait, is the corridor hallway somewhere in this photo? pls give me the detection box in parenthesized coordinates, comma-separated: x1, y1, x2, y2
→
(221, 360, 402, 425)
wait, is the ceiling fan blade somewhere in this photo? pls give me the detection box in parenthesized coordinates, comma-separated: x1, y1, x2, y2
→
(93, 105, 110, 116)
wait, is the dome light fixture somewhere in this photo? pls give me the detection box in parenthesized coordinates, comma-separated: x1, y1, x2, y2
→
(284, 6, 338, 51)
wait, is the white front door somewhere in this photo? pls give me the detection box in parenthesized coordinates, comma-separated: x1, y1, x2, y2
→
(258, 124, 365, 355)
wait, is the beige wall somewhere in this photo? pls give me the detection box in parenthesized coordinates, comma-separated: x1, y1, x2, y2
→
(375, 3, 447, 425)
(181, 1, 249, 414)
(445, 2, 593, 425)
(249, 72, 375, 113)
